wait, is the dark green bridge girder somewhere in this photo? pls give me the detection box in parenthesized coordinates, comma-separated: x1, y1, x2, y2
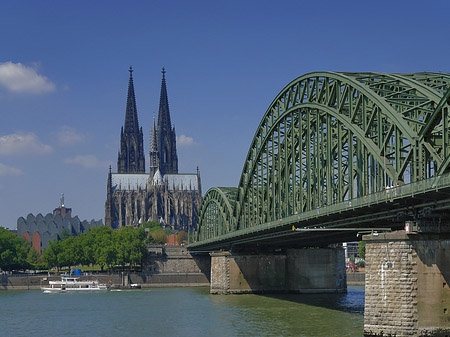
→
(192, 72, 450, 250)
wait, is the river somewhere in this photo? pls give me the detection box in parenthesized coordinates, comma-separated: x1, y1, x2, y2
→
(0, 286, 364, 336)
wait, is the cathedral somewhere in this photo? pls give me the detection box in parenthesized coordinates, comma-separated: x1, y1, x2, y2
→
(105, 67, 202, 231)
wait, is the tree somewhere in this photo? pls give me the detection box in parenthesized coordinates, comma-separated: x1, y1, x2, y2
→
(39, 225, 148, 271)
(114, 227, 147, 269)
(42, 239, 63, 270)
(60, 228, 72, 240)
(92, 227, 116, 271)
(142, 221, 168, 244)
(58, 236, 84, 269)
(141, 221, 160, 229)
(358, 241, 366, 260)
(177, 230, 188, 244)
(150, 230, 168, 244)
(27, 246, 45, 270)
(0, 227, 29, 271)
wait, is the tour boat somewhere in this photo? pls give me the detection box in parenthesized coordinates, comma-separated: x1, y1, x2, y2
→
(41, 276, 108, 293)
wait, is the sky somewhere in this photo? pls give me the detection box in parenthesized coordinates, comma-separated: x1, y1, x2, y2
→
(1, 0, 449, 229)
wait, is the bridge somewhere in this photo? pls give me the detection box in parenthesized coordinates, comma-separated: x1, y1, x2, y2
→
(188, 72, 450, 336)
(191, 71, 450, 251)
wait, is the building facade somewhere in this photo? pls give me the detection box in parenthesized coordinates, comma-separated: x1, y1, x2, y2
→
(17, 195, 103, 254)
(105, 67, 202, 231)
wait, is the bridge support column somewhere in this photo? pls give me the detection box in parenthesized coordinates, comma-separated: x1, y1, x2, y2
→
(364, 231, 450, 337)
(210, 248, 346, 294)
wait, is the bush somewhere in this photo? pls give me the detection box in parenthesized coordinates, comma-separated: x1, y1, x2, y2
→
(356, 261, 365, 268)
(358, 241, 366, 259)
(150, 230, 168, 244)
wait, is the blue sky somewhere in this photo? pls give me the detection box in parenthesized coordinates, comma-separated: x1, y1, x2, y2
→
(1, 0, 449, 229)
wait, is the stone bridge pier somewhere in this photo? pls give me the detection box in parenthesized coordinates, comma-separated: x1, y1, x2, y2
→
(364, 231, 450, 337)
(210, 247, 346, 294)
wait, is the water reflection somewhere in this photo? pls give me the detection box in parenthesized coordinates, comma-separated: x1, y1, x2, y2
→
(1, 286, 364, 337)
(207, 286, 364, 336)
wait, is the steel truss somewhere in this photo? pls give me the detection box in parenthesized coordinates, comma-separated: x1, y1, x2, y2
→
(196, 72, 450, 242)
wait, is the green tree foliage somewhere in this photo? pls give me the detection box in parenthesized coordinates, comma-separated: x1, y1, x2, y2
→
(90, 226, 115, 270)
(42, 239, 63, 270)
(149, 230, 168, 244)
(358, 241, 366, 259)
(59, 228, 72, 240)
(41, 226, 148, 271)
(116, 227, 147, 268)
(26, 246, 45, 270)
(0, 227, 29, 271)
(141, 221, 160, 229)
(177, 230, 188, 244)
(356, 261, 365, 268)
(142, 221, 168, 244)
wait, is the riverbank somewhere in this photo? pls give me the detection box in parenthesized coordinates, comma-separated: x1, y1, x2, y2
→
(346, 271, 365, 286)
(0, 272, 210, 290)
(2, 271, 365, 290)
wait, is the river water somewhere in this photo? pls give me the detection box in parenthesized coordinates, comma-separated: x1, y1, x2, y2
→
(0, 286, 364, 336)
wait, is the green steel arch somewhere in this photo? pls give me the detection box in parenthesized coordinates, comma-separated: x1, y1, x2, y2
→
(196, 187, 237, 241)
(196, 72, 450, 242)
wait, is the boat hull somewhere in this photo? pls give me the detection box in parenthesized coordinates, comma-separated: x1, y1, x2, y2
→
(41, 286, 108, 293)
(40, 276, 109, 293)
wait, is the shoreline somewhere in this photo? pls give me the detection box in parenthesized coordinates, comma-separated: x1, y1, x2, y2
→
(346, 271, 365, 286)
(0, 272, 210, 290)
(1, 271, 365, 290)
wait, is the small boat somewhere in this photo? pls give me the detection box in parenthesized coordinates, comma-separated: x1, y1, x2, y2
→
(109, 283, 141, 290)
(130, 283, 141, 289)
(41, 276, 108, 293)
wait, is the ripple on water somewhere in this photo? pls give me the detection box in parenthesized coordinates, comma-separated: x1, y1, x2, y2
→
(0, 286, 364, 337)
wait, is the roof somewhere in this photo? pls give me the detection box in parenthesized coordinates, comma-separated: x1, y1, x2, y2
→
(165, 174, 198, 191)
(112, 174, 147, 190)
(152, 169, 163, 185)
(111, 173, 199, 191)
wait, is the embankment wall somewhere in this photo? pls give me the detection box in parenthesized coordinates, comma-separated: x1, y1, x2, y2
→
(1, 246, 211, 290)
(346, 272, 365, 286)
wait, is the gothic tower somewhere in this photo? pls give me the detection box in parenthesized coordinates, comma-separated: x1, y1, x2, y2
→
(117, 66, 145, 174)
(157, 67, 178, 175)
(106, 66, 202, 230)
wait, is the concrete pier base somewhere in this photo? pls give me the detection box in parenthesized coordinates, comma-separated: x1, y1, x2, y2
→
(210, 248, 346, 294)
(364, 231, 450, 337)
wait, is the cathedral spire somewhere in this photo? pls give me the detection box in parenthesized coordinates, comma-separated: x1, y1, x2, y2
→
(117, 66, 145, 174)
(124, 66, 139, 134)
(158, 67, 172, 133)
(156, 67, 178, 174)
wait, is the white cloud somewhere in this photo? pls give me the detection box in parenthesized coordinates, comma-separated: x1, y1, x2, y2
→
(56, 126, 86, 145)
(0, 61, 55, 94)
(0, 132, 53, 155)
(64, 155, 109, 169)
(0, 163, 24, 176)
(177, 134, 196, 146)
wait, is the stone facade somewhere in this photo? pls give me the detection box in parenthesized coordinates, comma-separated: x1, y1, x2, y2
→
(210, 248, 346, 294)
(364, 231, 450, 337)
(105, 68, 202, 231)
(144, 245, 210, 276)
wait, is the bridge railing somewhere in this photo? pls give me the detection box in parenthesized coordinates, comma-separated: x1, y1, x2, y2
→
(304, 172, 450, 225)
